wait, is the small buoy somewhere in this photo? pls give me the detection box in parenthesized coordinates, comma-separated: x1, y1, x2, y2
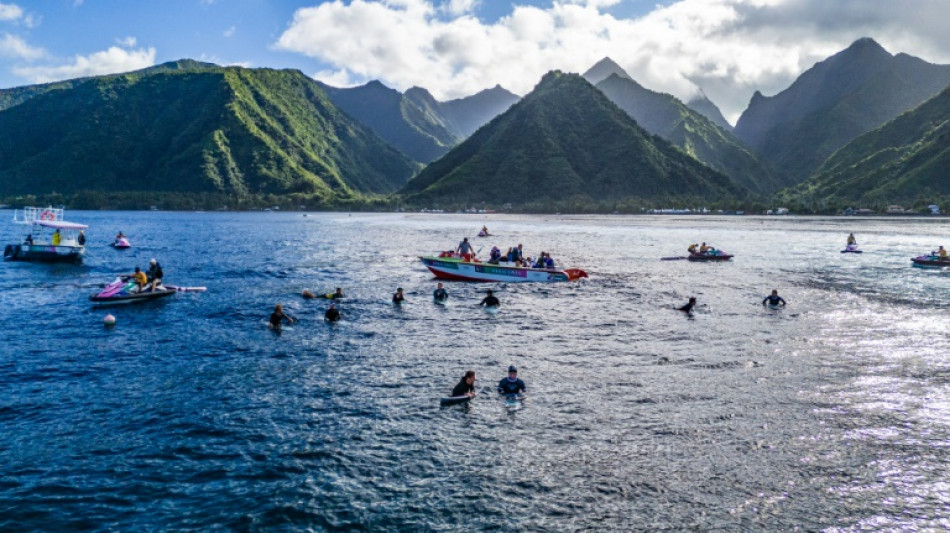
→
(103, 314, 116, 326)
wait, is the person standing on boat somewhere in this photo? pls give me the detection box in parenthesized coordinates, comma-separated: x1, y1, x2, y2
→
(269, 304, 295, 330)
(77, 230, 86, 246)
(762, 290, 787, 307)
(24, 234, 33, 245)
(457, 237, 475, 261)
(324, 303, 340, 322)
(145, 259, 163, 292)
(452, 370, 477, 398)
(478, 289, 500, 307)
(497, 366, 526, 395)
(847, 233, 857, 246)
(433, 283, 448, 302)
(393, 287, 406, 304)
(51, 229, 62, 246)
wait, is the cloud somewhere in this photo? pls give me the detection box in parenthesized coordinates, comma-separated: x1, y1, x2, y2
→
(0, 32, 44, 60)
(0, 3, 23, 22)
(223, 25, 236, 38)
(12, 45, 156, 84)
(275, 0, 950, 123)
(116, 36, 137, 47)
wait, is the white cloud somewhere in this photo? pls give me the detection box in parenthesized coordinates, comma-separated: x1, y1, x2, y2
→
(12, 46, 156, 84)
(0, 32, 44, 60)
(275, 0, 950, 123)
(116, 36, 137, 47)
(223, 25, 236, 38)
(443, 0, 479, 16)
(0, 3, 23, 21)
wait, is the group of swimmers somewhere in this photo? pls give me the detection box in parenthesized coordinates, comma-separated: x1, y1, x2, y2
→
(677, 289, 787, 314)
(450, 365, 527, 400)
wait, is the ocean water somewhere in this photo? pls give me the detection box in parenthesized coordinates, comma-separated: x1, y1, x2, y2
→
(2, 211, 950, 531)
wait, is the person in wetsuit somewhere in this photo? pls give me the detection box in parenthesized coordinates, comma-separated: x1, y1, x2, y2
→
(325, 303, 340, 322)
(433, 282, 448, 302)
(479, 289, 499, 307)
(762, 289, 787, 307)
(269, 304, 295, 330)
(452, 370, 477, 398)
(145, 259, 163, 292)
(678, 297, 697, 313)
(393, 287, 405, 304)
(497, 366, 526, 394)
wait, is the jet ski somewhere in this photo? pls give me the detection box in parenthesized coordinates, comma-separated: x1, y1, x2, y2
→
(111, 237, 131, 249)
(90, 277, 175, 305)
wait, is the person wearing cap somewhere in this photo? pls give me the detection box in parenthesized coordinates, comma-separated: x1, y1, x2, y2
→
(324, 303, 341, 322)
(451, 370, 477, 398)
(478, 289, 499, 307)
(145, 259, 164, 292)
(392, 287, 405, 304)
(497, 366, 526, 395)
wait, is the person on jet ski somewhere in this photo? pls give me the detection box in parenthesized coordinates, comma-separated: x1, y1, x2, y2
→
(939, 246, 948, 260)
(129, 267, 147, 293)
(847, 233, 857, 246)
(145, 259, 163, 292)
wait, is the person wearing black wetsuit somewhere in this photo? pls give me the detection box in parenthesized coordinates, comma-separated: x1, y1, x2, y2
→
(77, 230, 86, 246)
(762, 290, 786, 307)
(497, 366, 526, 394)
(325, 303, 340, 322)
(433, 282, 448, 301)
(393, 287, 405, 304)
(451, 370, 476, 397)
(479, 289, 500, 307)
(269, 304, 294, 330)
(145, 259, 164, 292)
(678, 297, 697, 313)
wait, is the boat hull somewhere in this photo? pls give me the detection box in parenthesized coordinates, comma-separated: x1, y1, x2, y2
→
(912, 255, 950, 267)
(687, 253, 733, 262)
(4, 243, 84, 263)
(420, 257, 587, 282)
(90, 289, 176, 305)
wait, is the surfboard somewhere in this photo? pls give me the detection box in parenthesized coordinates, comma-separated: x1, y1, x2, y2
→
(440, 395, 473, 406)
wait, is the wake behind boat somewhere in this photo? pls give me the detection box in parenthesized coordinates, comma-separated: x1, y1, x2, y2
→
(420, 252, 587, 282)
(4, 207, 88, 263)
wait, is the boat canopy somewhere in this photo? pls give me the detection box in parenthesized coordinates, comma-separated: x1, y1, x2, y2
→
(34, 220, 89, 230)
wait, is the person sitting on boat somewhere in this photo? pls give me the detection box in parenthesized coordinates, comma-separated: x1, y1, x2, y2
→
(452, 370, 477, 398)
(678, 297, 697, 313)
(544, 254, 555, 269)
(116, 231, 125, 240)
(324, 303, 340, 322)
(24, 234, 33, 245)
(130, 267, 148, 293)
(393, 287, 405, 304)
(145, 259, 163, 292)
(497, 366, 526, 395)
(699, 242, 709, 254)
(505, 247, 515, 262)
(516, 244, 524, 261)
(269, 304, 295, 330)
(479, 225, 489, 237)
(479, 289, 500, 307)
(939, 246, 948, 259)
(489, 246, 501, 264)
(762, 289, 787, 307)
(847, 233, 857, 246)
(533, 253, 546, 268)
(433, 282, 448, 302)
(77, 230, 86, 246)
(687, 243, 698, 254)
(457, 237, 475, 261)
(51, 229, 62, 246)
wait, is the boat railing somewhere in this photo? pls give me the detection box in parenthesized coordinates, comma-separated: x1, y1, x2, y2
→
(13, 206, 63, 225)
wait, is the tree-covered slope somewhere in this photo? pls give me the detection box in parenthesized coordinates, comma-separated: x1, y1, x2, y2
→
(0, 66, 418, 199)
(319, 80, 458, 164)
(784, 84, 950, 208)
(595, 74, 779, 193)
(436, 85, 520, 139)
(402, 71, 746, 207)
(687, 93, 732, 132)
(734, 38, 950, 185)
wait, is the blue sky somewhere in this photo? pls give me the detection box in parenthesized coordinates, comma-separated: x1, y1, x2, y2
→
(2, 1, 948, 122)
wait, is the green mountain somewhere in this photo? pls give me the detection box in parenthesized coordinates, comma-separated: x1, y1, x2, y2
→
(401, 71, 746, 208)
(594, 73, 780, 193)
(734, 38, 950, 185)
(318, 80, 458, 163)
(785, 83, 950, 209)
(0, 63, 418, 201)
(437, 85, 520, 138)
(687, 92, 732, 132)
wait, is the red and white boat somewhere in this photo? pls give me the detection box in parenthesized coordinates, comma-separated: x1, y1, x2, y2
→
(420, 252, 588, 282)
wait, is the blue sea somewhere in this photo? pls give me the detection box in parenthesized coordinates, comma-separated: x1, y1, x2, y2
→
(3, 211, 950, 531)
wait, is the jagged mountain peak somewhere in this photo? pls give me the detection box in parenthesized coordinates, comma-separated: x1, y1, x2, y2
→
(582, 57, 631, 85)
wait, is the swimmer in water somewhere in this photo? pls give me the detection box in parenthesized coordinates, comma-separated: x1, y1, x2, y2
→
(762, 289, 787, 307)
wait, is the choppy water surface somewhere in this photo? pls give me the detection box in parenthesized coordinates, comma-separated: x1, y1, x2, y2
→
(2, 212, 950, 531)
